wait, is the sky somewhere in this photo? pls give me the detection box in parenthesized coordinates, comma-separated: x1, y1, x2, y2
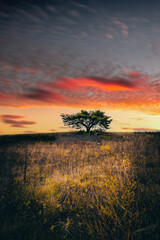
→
(0, 0, 160, 135)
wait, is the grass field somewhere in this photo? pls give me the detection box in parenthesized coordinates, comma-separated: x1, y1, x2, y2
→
(0, 132, 160, 240)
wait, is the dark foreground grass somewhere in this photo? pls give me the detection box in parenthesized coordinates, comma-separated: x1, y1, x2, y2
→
(0, 132, 160, 240)
(0, 133, 57, 146)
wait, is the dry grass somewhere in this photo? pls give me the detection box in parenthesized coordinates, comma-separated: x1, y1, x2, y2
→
(0, 132, 160, 240)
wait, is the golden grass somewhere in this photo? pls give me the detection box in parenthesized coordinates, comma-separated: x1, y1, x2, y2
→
(0, 133, 160, 240)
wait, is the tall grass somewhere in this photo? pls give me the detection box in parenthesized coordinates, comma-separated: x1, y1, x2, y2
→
(0, 133, 160, 240)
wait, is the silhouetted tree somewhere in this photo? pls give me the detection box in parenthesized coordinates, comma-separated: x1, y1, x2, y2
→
(61, 110, 112, 133)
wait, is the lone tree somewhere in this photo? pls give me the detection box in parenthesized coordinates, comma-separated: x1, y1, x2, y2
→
(61, 110, 112, 133)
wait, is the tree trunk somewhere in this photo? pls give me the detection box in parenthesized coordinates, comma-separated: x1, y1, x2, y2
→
(86, 127, 90, 133)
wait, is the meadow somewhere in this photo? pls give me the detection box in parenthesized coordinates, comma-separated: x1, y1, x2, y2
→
(0, 132, 160, 240)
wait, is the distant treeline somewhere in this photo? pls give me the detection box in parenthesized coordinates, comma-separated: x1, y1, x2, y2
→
(0, 133, 57, 145)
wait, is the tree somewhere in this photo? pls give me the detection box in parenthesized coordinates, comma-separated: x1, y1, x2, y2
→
(61, 110, 112, 133)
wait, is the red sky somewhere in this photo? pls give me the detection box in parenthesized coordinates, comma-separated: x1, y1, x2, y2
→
(0, 0, 160, 134)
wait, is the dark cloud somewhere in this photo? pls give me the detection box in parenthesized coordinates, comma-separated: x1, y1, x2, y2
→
(1, 114, 24, 119)
(22, 88, 65, 103)
(1, 115, 36, 128)
(11, 124, 26, 128)
(3, 119, 35, 125)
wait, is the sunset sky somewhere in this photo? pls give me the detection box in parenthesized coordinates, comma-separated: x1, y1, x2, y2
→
(0, 0, 160, 135)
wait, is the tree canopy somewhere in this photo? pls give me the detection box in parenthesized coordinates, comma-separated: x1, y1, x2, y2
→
(61, 110, 112, 133)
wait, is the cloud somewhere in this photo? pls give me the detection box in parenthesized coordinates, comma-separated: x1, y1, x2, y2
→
(121, 127, 132, 130)
(1, 115, 24, 119)
(50, 129, 56, 132)
(121, 127, 158, 132)
(113, 20, 129, 36)
(131, 117, 143, 120)
(59, 126, 72, 129)
(133, 128, 158, 132)
(1, 115, 36, 128)
(0, 69, 160, 115)
(22, 88, 65, 103)
(0, 93, 8, 99)
(1, 65, 38, 73)
(13, 67, 38, 73)
(3, 119, 36, 125)
(52, 76, 135, 92)
(0, 78, 10, 87)
(141, 114, 160, 117)
(59, 126, 75, 131)
(106, 34, 114, 39)
(17, 9, 40, 23)
(128, 71, 150, 81)
(46, 5, 57, 13)
(122, 30, 128, 36)
(113, 20, 128, 29)
(71, 2, 86, 9)
(24, 131, 37, 133)
(120, 123, 131, 126)
(70, 10, 79, 17)
(11, 124, 26, 128)
(31, 5, 49, 19)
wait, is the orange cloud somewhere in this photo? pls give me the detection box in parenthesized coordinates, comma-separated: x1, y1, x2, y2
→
(131, 117, 143, 120)
(0, 71, 160, 115)
(53, 76, 135, 92)
(120, 123, 131, 126)
(24, 131, 37, 133)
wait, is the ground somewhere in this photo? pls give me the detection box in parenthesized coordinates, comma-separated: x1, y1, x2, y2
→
(0, 132, 160, 240)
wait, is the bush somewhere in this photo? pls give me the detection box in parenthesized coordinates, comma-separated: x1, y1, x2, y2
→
(74, 130, 87, 135)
